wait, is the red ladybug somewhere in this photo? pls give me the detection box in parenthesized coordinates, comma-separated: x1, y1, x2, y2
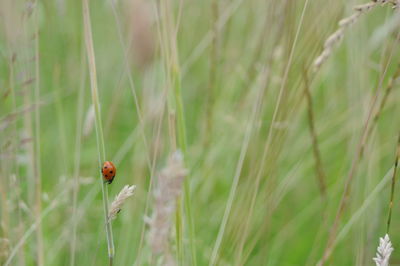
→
(102, 161, 116, 184)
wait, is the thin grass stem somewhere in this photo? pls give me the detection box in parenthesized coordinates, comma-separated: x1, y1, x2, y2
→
(34, 6, 44, 265)
(156, 1, 197, 264)
(318, 29, 400, 266)
(386, 133, 400, 233)
(70, 46, 87, 266)
(82, 0, 114, 264)
(302, 68, 327, 198)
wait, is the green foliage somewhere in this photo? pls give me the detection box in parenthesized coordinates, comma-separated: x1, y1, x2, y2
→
(1, 0, 400, 265)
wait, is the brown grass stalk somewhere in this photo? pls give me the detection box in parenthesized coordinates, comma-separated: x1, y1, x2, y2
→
(386, 133, 400, 233)
(360, 65, 400, 157)
(317, 29, 400, 266)
(303, 69, 327, 197)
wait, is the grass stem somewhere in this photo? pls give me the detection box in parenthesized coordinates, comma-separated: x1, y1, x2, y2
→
(156, 1, 197, 264)
(386, 133, 400, 233)
(302, 68, 327, 198)
(82, 0, 114, 263)
(34, 6, 44, 265)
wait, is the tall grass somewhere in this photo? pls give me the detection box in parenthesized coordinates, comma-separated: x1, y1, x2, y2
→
(155, 1, 196, 264)
(69, 48, 86, 266)
(318, 10, 400, 265)
(82, 0, 114, 264)
(386, 133, 400, 233)
(1, 0, 400, 265)
(33, 4, 44, 265)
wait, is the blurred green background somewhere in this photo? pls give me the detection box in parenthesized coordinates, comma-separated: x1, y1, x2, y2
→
(1, 0, 400, 265)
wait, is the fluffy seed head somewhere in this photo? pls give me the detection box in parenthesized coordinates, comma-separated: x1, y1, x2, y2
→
(148, 150, 187, 256)
(313, 0, 393, 71)
(108, 185, 136, 221)
(373, 234, 394, 266)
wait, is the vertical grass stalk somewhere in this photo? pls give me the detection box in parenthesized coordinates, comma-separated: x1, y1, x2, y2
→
(318, 29, 400, 266)
(82, 0, 114, 264)
(34, 5, 44, 265)
(386, 133, 400, 233)
(302, 69, 327, 198)
(205, 0, 219, 145)
(172, 21, 198, 266)
(156, 1, 197, 264)
(361, 66, 400, 157)
(70, 48, 87, 266)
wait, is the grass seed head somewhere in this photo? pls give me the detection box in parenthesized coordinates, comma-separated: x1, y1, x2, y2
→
(373, 234, 394, 266)
(148, 150, 187, 255)
(108, 185, 136, 221)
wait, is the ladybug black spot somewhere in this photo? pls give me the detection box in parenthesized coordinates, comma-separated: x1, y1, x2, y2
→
(110, 171, 113, 174)
(104, 166, 107, 169)
(105, 175, 108, 178)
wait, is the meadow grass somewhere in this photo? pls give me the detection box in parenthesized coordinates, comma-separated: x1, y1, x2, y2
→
(1, 0, 400, 265)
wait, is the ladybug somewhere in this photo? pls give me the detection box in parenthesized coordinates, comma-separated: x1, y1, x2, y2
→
(101, 161, 116, 184)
